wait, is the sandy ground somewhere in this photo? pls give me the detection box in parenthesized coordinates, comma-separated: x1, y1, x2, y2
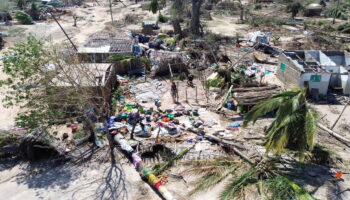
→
(0, 150, 161, 200)
(1, 1, 350, 199)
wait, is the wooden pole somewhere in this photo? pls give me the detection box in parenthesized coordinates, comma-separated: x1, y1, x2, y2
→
(318, 123, 350, 147)
(168, 64, 173, 80)
(185, 85, 188, 102)
(331, 103, 348, 130)
(176, 82, 179, 102)
(50, 12, 78, 51)
(195, 86, 198, 102)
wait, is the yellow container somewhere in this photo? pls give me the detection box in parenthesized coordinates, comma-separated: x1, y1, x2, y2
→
(147, 174, 159, 185)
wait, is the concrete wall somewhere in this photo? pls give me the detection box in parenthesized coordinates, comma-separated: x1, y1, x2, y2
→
(300, 73, 331, 95)
(277, 53, 303, 88)
(345, 74, 350, 95)
(101, 64, 117, 104)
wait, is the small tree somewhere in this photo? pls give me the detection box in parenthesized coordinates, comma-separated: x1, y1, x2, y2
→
(191, 0, 203, 36)
(287, 1, 303, 19)
(171, 0, 184, 36)
(15, 11, 33, 24)
(0, 36, 114, 141)
(16, 0, 27, 10)
(149, 0, 159, 14)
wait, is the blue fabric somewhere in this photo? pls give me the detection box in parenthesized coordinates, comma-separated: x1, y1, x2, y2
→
(133, 45, 142, 56)
(229, 122, 241, 127)
(108, 116, 116, 128)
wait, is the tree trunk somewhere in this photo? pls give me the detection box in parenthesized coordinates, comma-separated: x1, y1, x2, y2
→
(240, 6, 244, 21)
(191, 0, 203, 36)
(172, 19, 182, 37)
(109, 0, 114, 22)
(332, 0, 340, 24)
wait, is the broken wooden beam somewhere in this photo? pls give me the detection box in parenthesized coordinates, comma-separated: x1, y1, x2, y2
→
(318, 123, 350, 147)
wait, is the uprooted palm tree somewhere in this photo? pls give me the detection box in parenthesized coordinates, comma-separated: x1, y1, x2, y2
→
(182, 157, 315, 200)
(243, 87, 318, 161)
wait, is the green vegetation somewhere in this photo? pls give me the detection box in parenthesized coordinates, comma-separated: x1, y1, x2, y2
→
(149, 0, 159, 14)
(158, 13, 168, 23)
(239, 15, 293, 27)
(254, 3, 262, 10)
(183, 158, 315, 200)
(337, 22, 350, 33)
(152, 147, 190, 175)
(325, 7, 348, 20)
(243, 87, 318, 160)
(107, 54, 134, 62)
(15, 11, 33, 24)
(73, 129, 89, 140)
(205, 74, 225, 88)
(0, 131, 18, 148)
(0, 36, 108, 129)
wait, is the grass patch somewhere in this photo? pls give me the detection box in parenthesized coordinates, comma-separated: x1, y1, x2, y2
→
(0, 131, 18, 148)
(73, 129, 89, 140)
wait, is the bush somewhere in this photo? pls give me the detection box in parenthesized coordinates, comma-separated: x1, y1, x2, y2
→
(325, 8, 348, 20)
(73, 129, 88, 140)
(254, 4, 262, 10)
(337, 23, 350, 33)
(158, 14, 168, 23)
(15, 11, 33, 25)
(0, 131, 18, 147)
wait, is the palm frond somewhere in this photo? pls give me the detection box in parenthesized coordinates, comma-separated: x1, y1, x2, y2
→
(152, 147, 191, 175)
(304, 109, 317, 151)
(190, 173, 230, 195)
(182, 158, 239, 176)
(265, 176, 315, 200)
(265, 112, 303, 154)
(243, 89, 304, 127)
(182, 158, 240, 195)
(243, 96, 285, 127)
(219, 169, 257, 200)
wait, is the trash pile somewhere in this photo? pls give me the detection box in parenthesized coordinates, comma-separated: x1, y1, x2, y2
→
(129, 79, 167, 102)
(104, 101, 226, 200)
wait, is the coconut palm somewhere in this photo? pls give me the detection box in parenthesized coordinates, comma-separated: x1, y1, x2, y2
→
(243, 87, 317, 160)
(182, 158, 315, 200)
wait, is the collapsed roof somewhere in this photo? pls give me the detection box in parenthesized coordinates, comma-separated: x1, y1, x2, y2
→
(283, 50, 350, 73)
(78, 30, 133, 54)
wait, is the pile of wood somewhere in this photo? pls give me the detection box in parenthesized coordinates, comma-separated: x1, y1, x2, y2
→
(233, 85, 281, 105)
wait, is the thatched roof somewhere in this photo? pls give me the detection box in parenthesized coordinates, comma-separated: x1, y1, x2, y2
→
(233, 85, 281, 105)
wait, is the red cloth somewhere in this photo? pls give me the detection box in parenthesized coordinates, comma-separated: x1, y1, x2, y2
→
(154, 182, 162, 189)
(336, 171, 343, 179)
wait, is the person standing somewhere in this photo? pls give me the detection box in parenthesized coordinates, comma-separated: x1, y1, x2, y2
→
(171, 81, 178, 103)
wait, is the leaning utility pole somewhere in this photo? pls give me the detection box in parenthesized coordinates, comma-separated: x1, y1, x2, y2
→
(332, 0, 340, 24)
(50, 12, 78, 51)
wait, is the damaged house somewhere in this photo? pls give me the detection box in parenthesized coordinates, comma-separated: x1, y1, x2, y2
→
(78, 31, 134, 63)
(277, 50, 350, 98)
(50, 63, 117, 106)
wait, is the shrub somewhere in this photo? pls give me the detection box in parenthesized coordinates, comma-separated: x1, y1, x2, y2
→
(337, 23, 350, 33)
(15, 11, 33, 24)
(158, 14, 168, 23)
(254, 3, 262, 10)
(325, 7, 348, 20)
(0, 131, 18, 147)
